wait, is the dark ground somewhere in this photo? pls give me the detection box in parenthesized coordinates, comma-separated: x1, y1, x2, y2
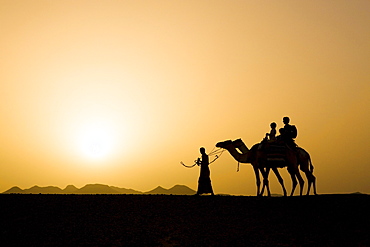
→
(0, 194, 369, 247)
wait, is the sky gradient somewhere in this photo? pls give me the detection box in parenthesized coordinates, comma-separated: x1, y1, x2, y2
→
(1, 0, 369, 195)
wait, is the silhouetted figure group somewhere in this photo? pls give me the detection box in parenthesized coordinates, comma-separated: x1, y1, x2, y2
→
(214, 115, 317, 196)
(265, 116, 298, 149)
(191, 116, 298, 196)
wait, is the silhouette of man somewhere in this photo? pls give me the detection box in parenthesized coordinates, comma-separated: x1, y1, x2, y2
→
(195, 147, 215, 195)
(280, 116, 297, 147)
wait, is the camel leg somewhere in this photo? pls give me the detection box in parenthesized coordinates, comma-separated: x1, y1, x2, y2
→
(299, 162, 317, 196)
(309, 173, 317, 195)
(288, 167, 297, 196)
(313, 175, 317, 195)
(306, 172, 312, 195)
(259, 167, 265, 196)
(259, 168, 267, 196)
(260, 174, 265, 196)
(303, 171, 316, 195)
(263, 178, 271, 196)
(252, 165, 261, 196)
(296, 169, 305, 196)
(272, 167, 287, 197)
(309, 161, 318, 195)
(306, 163, 317, 195)
(260, 167, 271, 197)
(298, 148, 317, 195)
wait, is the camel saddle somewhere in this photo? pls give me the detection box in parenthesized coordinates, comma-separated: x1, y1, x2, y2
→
(263, 142, 287, 168)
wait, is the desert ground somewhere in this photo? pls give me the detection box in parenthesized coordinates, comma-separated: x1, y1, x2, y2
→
(0, 194, 369, 246)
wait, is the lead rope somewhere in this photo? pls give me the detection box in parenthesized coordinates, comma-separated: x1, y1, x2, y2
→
(237, 161, 240, 172)
(180, 161, 198, 168)
(181, 148, 224, 168)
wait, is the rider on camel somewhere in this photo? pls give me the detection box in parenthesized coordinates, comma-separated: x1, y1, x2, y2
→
(265, 122, 277, 142)
(279, 116, 297, 148)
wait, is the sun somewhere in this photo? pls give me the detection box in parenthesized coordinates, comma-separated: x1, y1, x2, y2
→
(77, 124, 115, 160)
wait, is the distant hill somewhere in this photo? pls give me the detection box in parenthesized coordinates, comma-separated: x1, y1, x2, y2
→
(75, 184, 121, 194)
(2, 184, 195, 195)
(25, 186, 63, 194)
(63, 185, 78, 194)
(4, 186, 24, 194)
(145, 186, 169, 195)
(144, 185, 196, 195)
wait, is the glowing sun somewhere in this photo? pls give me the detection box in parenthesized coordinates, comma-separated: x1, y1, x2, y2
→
(77, 124, 115, 160)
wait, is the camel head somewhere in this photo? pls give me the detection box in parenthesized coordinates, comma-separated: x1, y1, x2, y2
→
(231, 138, 244, 148)
(215, 140, 233, 149)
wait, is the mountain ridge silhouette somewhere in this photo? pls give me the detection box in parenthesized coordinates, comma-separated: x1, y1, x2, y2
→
(144, 185, 196, 195)
(2, 184, 196, 195)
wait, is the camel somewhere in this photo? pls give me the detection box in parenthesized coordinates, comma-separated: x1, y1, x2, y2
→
(238, 139, 317, 196)
(216, 139, 312, 196)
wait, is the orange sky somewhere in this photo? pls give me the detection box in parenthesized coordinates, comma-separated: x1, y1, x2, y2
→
(1, 0, 369, 195)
